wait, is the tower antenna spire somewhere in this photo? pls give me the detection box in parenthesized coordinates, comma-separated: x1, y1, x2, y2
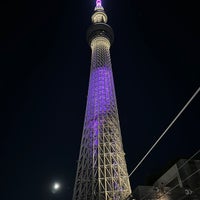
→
(95, 0, 104, 10)
(96, 0, 102, 7)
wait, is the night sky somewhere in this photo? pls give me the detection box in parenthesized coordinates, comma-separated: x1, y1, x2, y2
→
(1, 0, 200, 199)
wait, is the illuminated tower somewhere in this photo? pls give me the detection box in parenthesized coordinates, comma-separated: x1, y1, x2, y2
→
(73, 1, 132, 199)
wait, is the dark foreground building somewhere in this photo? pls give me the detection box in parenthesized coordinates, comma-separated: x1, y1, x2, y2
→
(133, 159, 200, 200)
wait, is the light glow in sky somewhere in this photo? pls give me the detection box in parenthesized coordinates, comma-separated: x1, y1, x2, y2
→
(53, 182, 60, 190)
(96, 0, 102, 7)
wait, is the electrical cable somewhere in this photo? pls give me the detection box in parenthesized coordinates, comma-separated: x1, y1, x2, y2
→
(129, 86, 200, 178)
(178, 149, 200, 170)
(194, 186, 200, 193)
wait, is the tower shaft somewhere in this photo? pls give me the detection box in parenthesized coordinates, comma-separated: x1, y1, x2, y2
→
(73, 2, 132, 200)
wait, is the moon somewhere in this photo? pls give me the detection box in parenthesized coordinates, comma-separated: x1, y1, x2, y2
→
(51, 182, 61, 193)
(54, 183, 60, 190)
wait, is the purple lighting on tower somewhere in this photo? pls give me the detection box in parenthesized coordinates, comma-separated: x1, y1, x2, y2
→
(96, 0, 102, 7)
(86, 66, 115, 121)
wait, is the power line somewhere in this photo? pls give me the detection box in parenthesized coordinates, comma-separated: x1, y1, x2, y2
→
(140, 148, 200, 200)
(178, 149, 200, 170)
(194, 186, 200, 193)
(129, 86, 200, 178)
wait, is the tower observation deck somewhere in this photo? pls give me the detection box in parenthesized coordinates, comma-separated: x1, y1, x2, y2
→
(73, 1, 132, 199)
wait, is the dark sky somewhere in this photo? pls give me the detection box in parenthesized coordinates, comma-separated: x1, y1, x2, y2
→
(0, 0, 200, 199)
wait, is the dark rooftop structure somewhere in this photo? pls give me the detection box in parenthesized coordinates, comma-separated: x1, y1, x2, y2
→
(132, 159, 200, 200)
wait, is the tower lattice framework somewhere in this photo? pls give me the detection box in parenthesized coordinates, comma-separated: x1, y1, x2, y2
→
(73, 1, 132, 199)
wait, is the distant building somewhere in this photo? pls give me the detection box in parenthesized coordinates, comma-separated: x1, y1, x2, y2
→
(132, 159, 200, 200)
(132, 185, 171, 200)
(154, 159, 200, 190)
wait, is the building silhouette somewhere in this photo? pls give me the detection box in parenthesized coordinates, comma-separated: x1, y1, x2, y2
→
(73, 1, 132, 199)
(132, 159, 200, 200)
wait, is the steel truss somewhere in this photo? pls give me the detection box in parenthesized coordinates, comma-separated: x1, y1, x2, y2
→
(73, 3, 132, 199)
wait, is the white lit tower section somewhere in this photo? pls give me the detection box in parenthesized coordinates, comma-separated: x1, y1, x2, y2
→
(73, 1, 132, 199)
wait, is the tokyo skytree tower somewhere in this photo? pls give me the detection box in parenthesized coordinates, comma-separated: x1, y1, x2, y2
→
(73, 1, 132, 199)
